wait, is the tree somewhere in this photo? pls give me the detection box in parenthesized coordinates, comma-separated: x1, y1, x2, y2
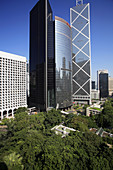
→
(15, 107, 27, 115)
(44, 109, 64, 128)
(0, 109, 113, 170)
(3, 152, 24, 170)
(95, 100, 113, 128)
(95, 113, 104, 127)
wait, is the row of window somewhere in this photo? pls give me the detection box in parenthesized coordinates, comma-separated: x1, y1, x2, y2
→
(0, 98, 26, 100)
(0, 87, 26, 89)
(0, 60, 26, 64)
(0, 105, 26, 110)
(74, 96, 90, 99)
(1, 95, 26, 97)
(0, 81, 26, 83)
(2, 101, 26, 103)
(1, 101, 26, 104)
(1, 102, 26, 105)
(0, 80, 26, 82)
(0, 63, 26, 66)
(0, 66, 26, 70)
(0, 73, 26, 75)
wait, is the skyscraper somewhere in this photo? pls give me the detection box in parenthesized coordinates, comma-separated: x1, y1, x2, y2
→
(92, 81, 95, 89)
(55, 16, 72, 108)
(70, 0, 91, 104)
(29, 0, 72, 111)
(97, 70, 108, 98)
(29, 0, 55, 111)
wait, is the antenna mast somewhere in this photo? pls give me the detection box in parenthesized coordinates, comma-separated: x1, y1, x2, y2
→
(76, 0, 83, 6)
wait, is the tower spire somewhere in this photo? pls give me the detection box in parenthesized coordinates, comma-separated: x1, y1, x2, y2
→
(76, 0, 83, 6)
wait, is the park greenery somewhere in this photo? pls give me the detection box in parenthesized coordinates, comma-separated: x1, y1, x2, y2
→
(0, 104, 113, 170)
(95, 98, 113, 129)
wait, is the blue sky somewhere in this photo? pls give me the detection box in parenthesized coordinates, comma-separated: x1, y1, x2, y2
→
(0, 0, 113, 82)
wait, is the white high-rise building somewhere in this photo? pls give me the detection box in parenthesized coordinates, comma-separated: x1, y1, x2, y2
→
(0, 51, 27, 120)
(70, 0, 91, 104)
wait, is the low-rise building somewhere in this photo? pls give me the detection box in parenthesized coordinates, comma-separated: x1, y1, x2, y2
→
(86, 107, 102, 116)
(51, 125, 77, 137)
(91, 89, 99, 100)
(90, 127, 113, 138)
(86, 103, 103, 116)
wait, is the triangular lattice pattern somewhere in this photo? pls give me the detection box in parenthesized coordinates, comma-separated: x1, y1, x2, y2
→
(70, 3, 91, 102)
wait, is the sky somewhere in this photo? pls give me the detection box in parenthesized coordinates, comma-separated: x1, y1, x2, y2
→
(0, 0, 113, 82)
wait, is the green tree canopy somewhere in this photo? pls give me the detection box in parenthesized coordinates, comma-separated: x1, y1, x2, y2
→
(0, 108, 113, 170)
(3, 152, 24, 170)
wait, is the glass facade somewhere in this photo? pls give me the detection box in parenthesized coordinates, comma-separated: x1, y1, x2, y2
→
(55, 16, 72, 108)
(47, 21, 55, 108)
(70, 3, 91, 104)
(92, 81, 95, 89)
(99, 73, 108, 98)
(30, 0, 55, 111)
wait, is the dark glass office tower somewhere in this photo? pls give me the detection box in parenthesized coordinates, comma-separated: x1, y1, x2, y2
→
(92, 81, 95, 89)
(97, 70, 108, 98)
(29, 0, 55, 111)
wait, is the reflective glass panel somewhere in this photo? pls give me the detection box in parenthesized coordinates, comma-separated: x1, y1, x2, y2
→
(55, 19, 72, 108)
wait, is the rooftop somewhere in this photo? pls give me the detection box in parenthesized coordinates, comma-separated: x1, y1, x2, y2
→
(51, 125, 78, 137)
